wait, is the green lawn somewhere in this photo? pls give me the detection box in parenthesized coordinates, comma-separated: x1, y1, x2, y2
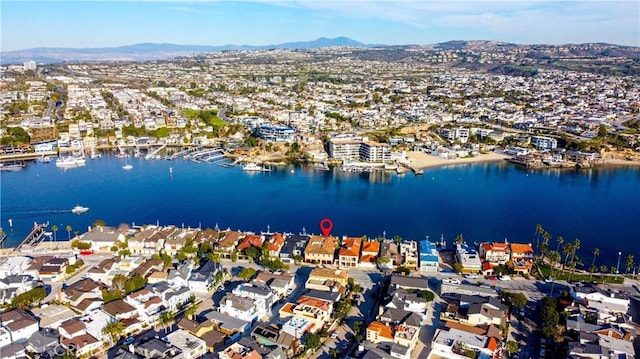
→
(537, 263, 624, 284)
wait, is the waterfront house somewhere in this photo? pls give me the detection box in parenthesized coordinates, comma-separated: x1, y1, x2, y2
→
(509, 243, 535, 275)
(419, 240, 439, 274)
(164, 227, 198, 257)
(266, 233, 286, 257)
(305, 268, 349, 293)
(400, 241, 419, 270)
(338, 237, 362, 268)
(304, 235, 337, 265)
(455, 243, 482, 274)
(0, 308, 39, 343)
(380, 242, 402, 270)
(479, 242, 511, 265)
(216, 231, 245, 259)
(237, 234, 264, 253)
(82, 225, 124, 251)
(360, 240, 380, 269)
(279, 234, 310, 263)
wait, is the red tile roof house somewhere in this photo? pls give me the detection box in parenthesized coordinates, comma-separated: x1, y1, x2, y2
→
(338, 237, 362, 268)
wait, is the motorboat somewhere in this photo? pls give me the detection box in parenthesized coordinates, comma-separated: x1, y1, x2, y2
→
(72, 205, 89, 215)
(242, 163, 271, 172)
(56, 156, 86, 168)
(0, 162, 25, 171)
(123, 163, 133, 170)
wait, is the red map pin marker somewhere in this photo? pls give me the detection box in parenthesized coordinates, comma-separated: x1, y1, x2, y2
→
(319, 218, 333, 237)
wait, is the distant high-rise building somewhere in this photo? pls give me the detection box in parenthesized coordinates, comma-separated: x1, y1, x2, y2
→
(23, 61, 37, 71)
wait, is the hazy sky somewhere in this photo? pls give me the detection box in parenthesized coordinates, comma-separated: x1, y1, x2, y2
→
(2, 1, 639, 52)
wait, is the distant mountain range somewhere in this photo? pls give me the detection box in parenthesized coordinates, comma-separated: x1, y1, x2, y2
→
(1, 37, 370, 64)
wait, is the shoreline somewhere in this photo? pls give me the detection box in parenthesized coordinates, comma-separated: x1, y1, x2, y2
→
(405, 151, 640, 171)
(405, 151, 511, 171)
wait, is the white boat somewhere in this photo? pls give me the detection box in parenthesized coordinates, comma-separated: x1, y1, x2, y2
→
(0, 162, 25, 171)
(55, 156, 86, 168)
(123, 163, 133, 171)
(242, 163, 271, 172)
(72, 205, 89, 215)
(36, 155, 51, 163)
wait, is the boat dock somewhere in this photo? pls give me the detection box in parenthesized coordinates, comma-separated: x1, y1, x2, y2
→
(14, 222, 49, 251)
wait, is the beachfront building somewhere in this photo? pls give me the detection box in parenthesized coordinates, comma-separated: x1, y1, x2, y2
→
(531, 135, 558, 150)
(455, 243, 482, 274)
(304, 235, 337, 265)
(478, 242, 511, 265)
(328, 136, 391, 163)
(338, 237, 362, 268)
(419, 240, 439, 273)
(509, 243, 535, 275)
(360, 241, 380, 269)
(255, 125, 296, 143)
(400, 241, 419, 270)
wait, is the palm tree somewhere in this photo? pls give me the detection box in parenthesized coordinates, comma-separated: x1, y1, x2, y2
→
(570, 238, 580, 265)
(102, 320, 125, 346)
(535, 224, 544, 252)
(555, 236, 564, 253)
(547, 251, 561, 277)
(51, 225, 58, 245)
(600, 264, 608, 283)
(590, 248, 600, 280)
(158, 311, 175, 334)
(185, 302, 199, 320)
(626, 254, 635, 274)
(561, 242, 573, 273)
(66, 225, 72, 241)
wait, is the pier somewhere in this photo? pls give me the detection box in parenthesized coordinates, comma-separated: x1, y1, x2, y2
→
(14, 222, 49, 251)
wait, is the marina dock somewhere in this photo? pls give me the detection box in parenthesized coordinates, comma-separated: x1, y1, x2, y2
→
(14, 222, 49, 251)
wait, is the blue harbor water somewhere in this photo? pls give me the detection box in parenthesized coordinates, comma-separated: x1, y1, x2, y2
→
(1, 156, 639, 266)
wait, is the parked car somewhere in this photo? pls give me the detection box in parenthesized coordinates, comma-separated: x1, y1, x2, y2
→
(442, 278, 461, 285)
(464, 274, 479, 279)
(499, 275, 511, 281)
(123, 336, 134, 345)
(286, 288, 293, 296)
(331, 331, 339, 339)
(544, 277, 554, 283)
(486, 275, 497, 280)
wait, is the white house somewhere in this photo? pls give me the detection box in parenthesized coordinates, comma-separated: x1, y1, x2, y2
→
(0, 309, 39, 343)
(219, 293, 263, 323)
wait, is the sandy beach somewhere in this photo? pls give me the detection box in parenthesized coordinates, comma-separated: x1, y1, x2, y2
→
(405, 151, 511, 170)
